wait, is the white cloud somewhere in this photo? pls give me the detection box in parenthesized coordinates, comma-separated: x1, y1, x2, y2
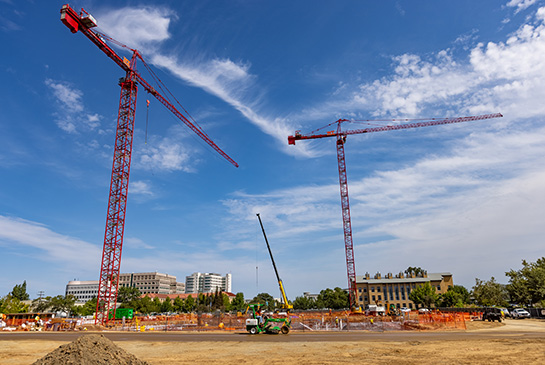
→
(137, 131, 195, 172)
(219, 120, 545, 289)
(129, 180, 154, 196)
(506, 0, 538, 14)
(45, 79, 103, 134)
(0, 215, 99, 270)
(300, 6, 545, 123)
(96, 6, 312, 157)
(96, 6, 174, 50)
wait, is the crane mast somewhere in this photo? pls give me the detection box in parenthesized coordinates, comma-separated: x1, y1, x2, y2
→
(60, 5, 237, 324)
(289, 113, 503, 308)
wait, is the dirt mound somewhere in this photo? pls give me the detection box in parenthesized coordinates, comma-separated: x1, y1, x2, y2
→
(33, 334, 148, 365)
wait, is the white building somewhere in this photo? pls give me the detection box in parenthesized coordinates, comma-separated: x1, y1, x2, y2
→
(119, 272, 185, 295)
(185, 272, 232, 294)
(66, 272, 185, 303)
(65, 280, 99, 303)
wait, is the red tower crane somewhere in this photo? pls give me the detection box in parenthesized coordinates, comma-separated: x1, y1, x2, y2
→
(60, 5, 238, 324)
(288, 113, 502, 307)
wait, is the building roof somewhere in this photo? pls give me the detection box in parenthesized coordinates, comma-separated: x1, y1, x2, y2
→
(355, 272, 452, 284)
(142, 292, 236, 300)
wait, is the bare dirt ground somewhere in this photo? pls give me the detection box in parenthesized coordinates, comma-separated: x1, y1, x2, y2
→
(1, 318, 545, 364)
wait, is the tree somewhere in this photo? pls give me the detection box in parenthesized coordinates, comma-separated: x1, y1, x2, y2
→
(251, 293, 275, 311)
(48, 295, 78, 315)
(80, 297, 98, 316)
(184, 295, 195, 313)
(173, 297, 184, 313)
(230, 292, 245, 312)
(293, 295, 315, 310)
(315, 288, 349, 309)
(222, 293, 231, 312)
(506, 257, 545, 306)
(32, 296, 52, 313)
(0, 295, 29, 313)
(10, 281, 30, 301)
(409, 282, 438, 308)
(438, 285, 470, 307)
(405, 267, 426, 277)
(161, 297, 173, 313)
(152, 297, 162, 313)
(472, 277, 509, 307)
(117, 286, 141, 304)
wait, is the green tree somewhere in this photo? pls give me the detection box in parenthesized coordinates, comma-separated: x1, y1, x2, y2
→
(49, 295, 78, 315)
(173, 297, 184, 313)
(152, 297, 162, 313)
(32, 296, 52, 313)
(117, 286, 141, 304)
(230, 292, 245, 312)
(184, 296, 195, 313)
(438, 285, 470, 307)
(79, 297, 98, 316)
(1, 295, 29, 313)
(405, 267, 426, 277)
(10, 281, 30, 301)
(161, 297, 173, 313)
(315, 288, 349, 309)
(135, 296, 154, 314)
(251, 293, 275, 311)
(293, 295, 315, 310)
(472, 277, 509, 307)
(506, 257, 545, 306)
(409, 282, 438, 308)
(223, 293, 232, 312)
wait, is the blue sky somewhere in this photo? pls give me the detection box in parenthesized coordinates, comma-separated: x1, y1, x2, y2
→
(1, 0, 544, 302)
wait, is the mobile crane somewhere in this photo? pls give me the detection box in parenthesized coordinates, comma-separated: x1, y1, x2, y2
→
(256, 213, 293, 311)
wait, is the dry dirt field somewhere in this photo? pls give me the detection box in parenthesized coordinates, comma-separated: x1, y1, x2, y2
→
(1, 318, 545, 364)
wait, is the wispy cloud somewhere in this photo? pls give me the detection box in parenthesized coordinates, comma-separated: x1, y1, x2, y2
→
(301, 6, 545, 124)
(218, 122, 545, 288)
(506, 0, 539, 14)
(95, 6, 313, 157)
(0, 215, 99, 271)
(45, 79, 103, 133)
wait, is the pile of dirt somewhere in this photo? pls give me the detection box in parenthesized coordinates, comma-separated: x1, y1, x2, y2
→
(32, 334, 148, 365)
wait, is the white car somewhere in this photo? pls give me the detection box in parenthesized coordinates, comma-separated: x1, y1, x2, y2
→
(511, 308, 530, 319)
(400, 307, 411, 313)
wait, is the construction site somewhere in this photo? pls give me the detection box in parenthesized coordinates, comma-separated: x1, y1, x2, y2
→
(2, 2, 544, 364)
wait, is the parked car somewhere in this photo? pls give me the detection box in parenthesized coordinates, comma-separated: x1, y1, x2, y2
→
(400, 307, 411, 314)
(482, 307, 503, 322)
(511, 308, 530, 319)
(418, 308, 430, 314)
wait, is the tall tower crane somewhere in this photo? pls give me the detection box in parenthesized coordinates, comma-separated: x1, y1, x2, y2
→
(60, 5, 238, 324)
(288, 113, 502, 308)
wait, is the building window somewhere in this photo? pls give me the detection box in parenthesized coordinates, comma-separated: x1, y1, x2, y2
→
(372, 295, 375, 302)
(371, 287, 375, 292)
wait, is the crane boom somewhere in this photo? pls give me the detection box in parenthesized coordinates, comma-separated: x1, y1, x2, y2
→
(256, 213, 292, 310)
(60, 5, 238, 168)
(288, 112, 503, 308)
(60, 4, 237, 325)
(288, 113, 503, 144)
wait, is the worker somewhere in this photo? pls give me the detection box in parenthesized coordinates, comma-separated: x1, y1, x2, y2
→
(256, 306, 263, 324)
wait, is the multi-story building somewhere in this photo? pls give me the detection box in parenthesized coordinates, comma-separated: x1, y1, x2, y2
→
(185, 272, 232, 294)
(119, 272, 185, 295)
(355, 271, 453, 309)
(65, 280, 99, 303)
(66, 272, 185, 302)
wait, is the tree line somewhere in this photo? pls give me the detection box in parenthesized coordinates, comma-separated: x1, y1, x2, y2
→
(2, 257, 545, 315)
